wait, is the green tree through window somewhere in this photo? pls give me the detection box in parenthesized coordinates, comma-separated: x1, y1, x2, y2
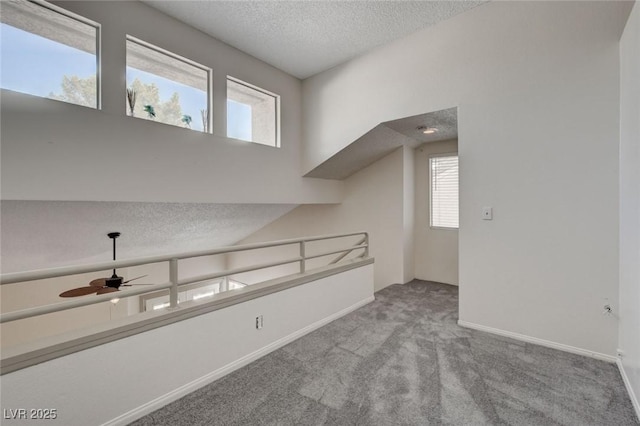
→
(128, 78, 183, 125)
(50, 75, 184, 125)
(49, 75, 97, 109)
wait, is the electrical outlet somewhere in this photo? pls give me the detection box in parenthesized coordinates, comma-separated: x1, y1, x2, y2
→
(255, 315, 263, 330)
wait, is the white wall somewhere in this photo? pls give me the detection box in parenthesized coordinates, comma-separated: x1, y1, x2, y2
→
(229, 147, 413, 291)
(0, 264, 374, 426)
(0, 0, 342, 204)
(302, 1, 632, 356)
(414, 140, 459, 285)
(619, 0, 640, 414)
(402, 146, 416, 284)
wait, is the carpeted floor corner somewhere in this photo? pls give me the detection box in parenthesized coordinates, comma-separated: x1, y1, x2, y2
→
(130, 280, 639, 425)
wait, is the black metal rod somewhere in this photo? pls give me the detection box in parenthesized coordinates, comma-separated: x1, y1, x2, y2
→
(107, 232, 121, 277)
(112, 237, 116, 276)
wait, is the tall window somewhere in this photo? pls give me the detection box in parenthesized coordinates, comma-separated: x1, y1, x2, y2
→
(0, 0, 100, 108)
(227, 77, 280, 147)
(430, 154, 459, 229)
(126, 36, 211, 132)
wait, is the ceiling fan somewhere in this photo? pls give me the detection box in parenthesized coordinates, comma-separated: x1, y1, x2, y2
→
(59, 232, 151, 298)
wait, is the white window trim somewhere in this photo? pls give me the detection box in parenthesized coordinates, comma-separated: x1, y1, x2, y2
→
(126, 35, 213, 133)
(429, 152, 459, 231)
(227, 75, 281, 148)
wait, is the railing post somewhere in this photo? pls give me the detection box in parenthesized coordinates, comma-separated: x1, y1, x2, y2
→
(169, 258, 179, 309)
(364, 233, 369, 258)
(300, 241, 306, 273)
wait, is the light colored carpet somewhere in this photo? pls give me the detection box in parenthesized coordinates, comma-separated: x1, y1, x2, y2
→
(131, 280, 639, 425)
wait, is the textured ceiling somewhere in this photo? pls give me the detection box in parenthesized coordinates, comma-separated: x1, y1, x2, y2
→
(143, 1, 487, 79)
(383, 108, 458, 144)
(306, 108, 458, 180)
(1, 201, 296, 273)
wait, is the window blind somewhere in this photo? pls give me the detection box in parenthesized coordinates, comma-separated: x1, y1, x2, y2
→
(430, 155, 459, 228)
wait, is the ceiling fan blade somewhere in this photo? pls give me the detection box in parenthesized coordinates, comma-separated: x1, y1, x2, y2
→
(89, 278, 108, 287)
(121, 283, 155, 287)
(96, 287, 119, 295)
(123, 275, 148, 284)
(60, 286, 100, 297)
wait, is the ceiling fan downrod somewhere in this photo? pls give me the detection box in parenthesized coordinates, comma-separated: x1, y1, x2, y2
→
(106, 232, 123, 287)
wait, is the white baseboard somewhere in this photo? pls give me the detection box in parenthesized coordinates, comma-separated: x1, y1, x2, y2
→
(457, 320, 618, 363)
(103, 295, 375, 426)
(617, 358, 640, 421)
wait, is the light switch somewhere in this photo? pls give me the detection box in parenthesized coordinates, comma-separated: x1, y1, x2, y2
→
(482, 207, 493, 220)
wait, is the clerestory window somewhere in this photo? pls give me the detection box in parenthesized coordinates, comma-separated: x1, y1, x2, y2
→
(126, 36, 211, 132)
(0, 0, 100, 109)
(227, 76, 280, 147)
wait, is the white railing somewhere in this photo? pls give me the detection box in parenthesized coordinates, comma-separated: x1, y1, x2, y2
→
(0, 232, 369, 324)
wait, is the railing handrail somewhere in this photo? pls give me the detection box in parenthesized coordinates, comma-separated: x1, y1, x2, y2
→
(0, 231, 368, 285)
(0, 232, 369, 324)
(1, 282, 174, 324)
(178, 257, 303, 286)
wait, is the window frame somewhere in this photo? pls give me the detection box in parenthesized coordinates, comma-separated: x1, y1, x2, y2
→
(429, 152, 459, 230)
(138, 278, 247, 312)
(1, 0, 102, 109)
(226, 75, 281, 147)
(125, 35, 213, 133)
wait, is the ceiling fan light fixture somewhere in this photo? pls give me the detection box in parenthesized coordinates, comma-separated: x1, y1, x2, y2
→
(59, 232, 150, 298)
